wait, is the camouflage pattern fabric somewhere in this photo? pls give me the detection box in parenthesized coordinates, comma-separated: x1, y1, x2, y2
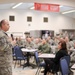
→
(0, 30, 12, 75)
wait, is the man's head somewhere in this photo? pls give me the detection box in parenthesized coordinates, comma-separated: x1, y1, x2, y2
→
(0, 19, 10, 32)
(42, 39, 47, 45)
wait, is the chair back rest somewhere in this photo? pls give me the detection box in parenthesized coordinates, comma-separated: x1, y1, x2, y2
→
(60, 58, 69, 75)
(34, 51, 39, 64)
(14, 46, 24, 58)
(62, 55, 70, 66)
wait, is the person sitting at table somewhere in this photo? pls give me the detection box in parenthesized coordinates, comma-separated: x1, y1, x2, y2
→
(16, 37, 24, 48)
(25, 37, 34, 49)
(44, 41, 68, 75)
(33, 38, 41, 49)
(38, 39, 51, 53)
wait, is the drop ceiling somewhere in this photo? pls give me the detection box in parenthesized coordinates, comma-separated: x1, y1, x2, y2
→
(0, 3, 75, 12)
(0, 0, 75, 18)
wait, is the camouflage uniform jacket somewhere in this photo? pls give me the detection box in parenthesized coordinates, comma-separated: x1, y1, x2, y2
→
(38, 43, 51, 53)
(0, 30, 12, 67)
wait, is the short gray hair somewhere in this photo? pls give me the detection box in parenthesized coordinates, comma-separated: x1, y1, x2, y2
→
(0, 19, 6, 27)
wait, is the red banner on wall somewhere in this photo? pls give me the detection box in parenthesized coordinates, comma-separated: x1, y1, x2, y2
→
(34, 3, 59, 12)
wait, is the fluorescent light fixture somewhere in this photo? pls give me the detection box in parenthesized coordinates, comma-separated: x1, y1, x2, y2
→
(30, 6, 34, 9)
(12, 2, 23, 9)
(62, 10, 75, 14)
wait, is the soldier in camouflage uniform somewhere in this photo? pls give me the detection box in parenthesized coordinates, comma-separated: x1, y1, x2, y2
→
(33, 38, 41, 49)
(16, 37, 24, 48)
(0, 19, 12, 75)
(38, 39, 51, 53)
(25, 37, 34, 49)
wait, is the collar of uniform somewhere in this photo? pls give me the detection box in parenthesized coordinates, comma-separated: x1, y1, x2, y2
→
(1, 30, 8, 36)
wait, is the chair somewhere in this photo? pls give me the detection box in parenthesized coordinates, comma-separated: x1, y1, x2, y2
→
(60, 58, 69, 75)
(48, 55, 70, 75)
(34, 51, 45, 75)
(58, 55, 70, 75)
(61, 55, 72, 75)
(62, 55, 70, 66)
(14, 46, 27, 67)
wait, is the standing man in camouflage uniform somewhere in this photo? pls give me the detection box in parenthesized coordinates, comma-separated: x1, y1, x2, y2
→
(0, 19, 12, 75)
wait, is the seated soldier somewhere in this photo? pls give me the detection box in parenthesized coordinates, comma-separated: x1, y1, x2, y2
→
(38, 39, 51, 53)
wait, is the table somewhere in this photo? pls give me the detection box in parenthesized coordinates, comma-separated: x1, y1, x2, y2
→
(38, 53, 55, 59)
(37, 53, 55, 74)
(68, 49, 75, 54)
(68, 49, 75, 52)
(22, 48, 38, 52)
(21, 48, 37, 67)
(71, 64, 75, 70)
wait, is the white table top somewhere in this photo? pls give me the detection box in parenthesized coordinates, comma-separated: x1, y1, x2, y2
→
(71, 64, 75, 69)
(21, 48, 38, 52)
(38, 53, 55, 58)
(68, 49, 75, 52)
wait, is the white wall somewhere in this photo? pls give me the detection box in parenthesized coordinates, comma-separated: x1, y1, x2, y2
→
(0, 9, 75, 36)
